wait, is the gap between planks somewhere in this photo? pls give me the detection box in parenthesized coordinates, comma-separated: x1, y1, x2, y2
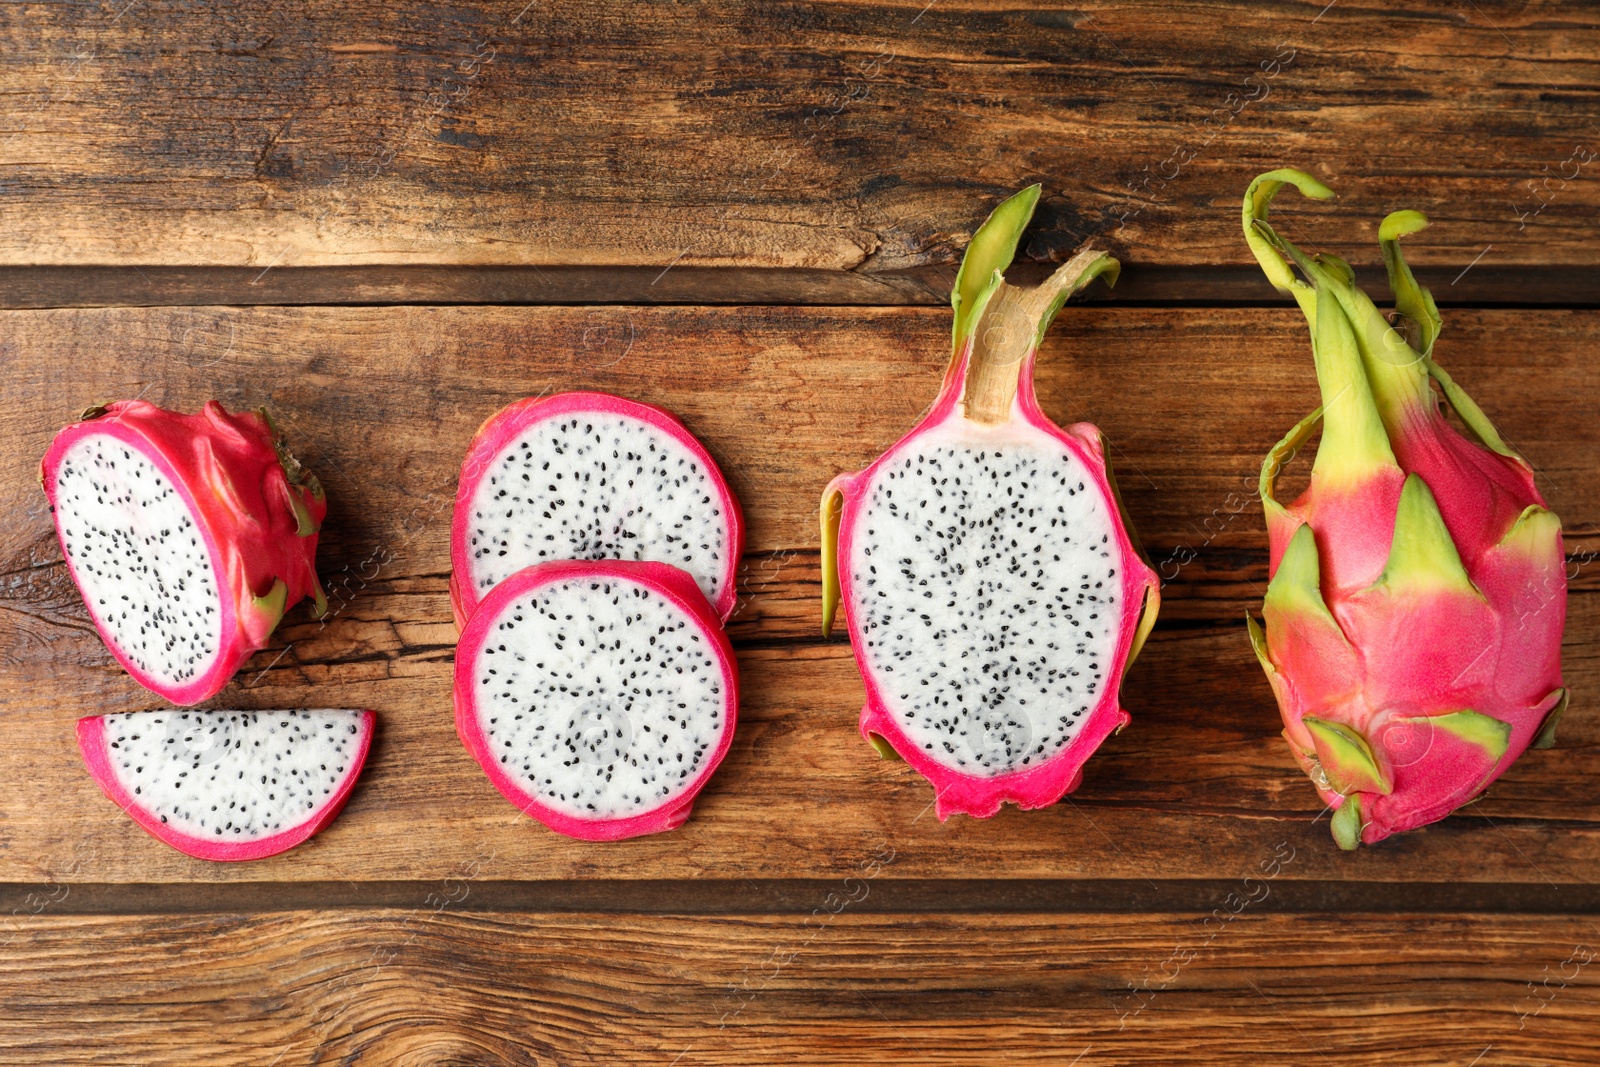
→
(5, 879, 1600, 916)
(0, 265, 1596, 310)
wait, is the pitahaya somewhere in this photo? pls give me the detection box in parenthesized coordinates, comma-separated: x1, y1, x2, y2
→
(77, 708, 373, 861)
(451, 392, 743, 627)
(819, 186, 1161, 820)
(454, 558, 738, 841)
(40, 401, 328, 706)
(1243, 168, 1568, 848)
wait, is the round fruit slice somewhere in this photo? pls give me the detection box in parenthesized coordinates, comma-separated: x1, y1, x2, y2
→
(451, 392, 743, 626)
(77, 708, 374, 861)
(454, 559, 739, 841)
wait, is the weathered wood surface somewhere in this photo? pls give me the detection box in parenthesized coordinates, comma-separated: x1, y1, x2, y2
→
(4, 2, 1598, 1060)
(0, 1, 1596, 278)
(3, 909, 1599, 1065)
(2, 304, 1594, 884)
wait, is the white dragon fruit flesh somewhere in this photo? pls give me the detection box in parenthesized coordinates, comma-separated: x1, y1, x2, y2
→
(77, 708, 374, 861)
(820, 187, 1161, 820)
(454, 559, 738, 841)
(451, 391, 743, 627)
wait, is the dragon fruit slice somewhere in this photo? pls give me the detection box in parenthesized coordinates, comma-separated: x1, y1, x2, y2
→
(819, 187, 1161, 820)
(454, 558, 738, 841)
(1243, 168, 1568, 848)
(451, 392, 743, 627)
(77, 708, 373, 861)
(41, 400, 328, 706)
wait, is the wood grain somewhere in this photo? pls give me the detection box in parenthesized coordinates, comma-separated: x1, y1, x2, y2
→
(4, 4, 1598, 1057)
(2, 909, 1598, 1065)
(0, 1, 1596, 277)
(0, 304, 1594, 884)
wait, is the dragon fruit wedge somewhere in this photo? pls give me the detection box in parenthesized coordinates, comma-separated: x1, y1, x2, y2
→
(819, 186, 1161, 820)
(454, 558, 739, 841)
(77, 708, 373, 861)
(1243, 168, 1568, 849)
(451, 391, 743, 628)
(41, 400, 328, 706)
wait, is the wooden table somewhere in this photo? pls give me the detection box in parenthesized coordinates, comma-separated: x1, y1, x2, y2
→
(2, 2, 1597, 1063)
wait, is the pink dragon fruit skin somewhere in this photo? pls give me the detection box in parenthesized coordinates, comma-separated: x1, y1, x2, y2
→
(41, 400, 328, 706)
(821, 187, 1161, 821)
(1244, 169, 1568, 848)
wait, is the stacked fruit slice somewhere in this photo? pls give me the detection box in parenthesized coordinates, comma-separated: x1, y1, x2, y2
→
(449, 392, 744, 841)
(42, 401, 374, 860)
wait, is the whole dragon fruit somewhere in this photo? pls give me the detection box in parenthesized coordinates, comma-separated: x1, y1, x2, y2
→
(454, 559, 738, 841)
(41, 401, 328, 706)
(78, 708, 373, 861)
(1243, 168, 1568, 848)
(820, 186, 1161, 820)
(451, 392, 743, 627)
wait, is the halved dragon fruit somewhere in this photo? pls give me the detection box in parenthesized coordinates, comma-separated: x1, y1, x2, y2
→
(819, 187, 1161, 820)
(1243, 168, 1568, 848)
(454, 558, 738, 841)
(41, 401, 328, 706)
(451, 392, 743, 627)
(77, 708, 374, 861)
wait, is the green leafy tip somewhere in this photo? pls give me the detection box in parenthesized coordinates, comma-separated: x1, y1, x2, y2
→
(309, 577, 330, 620)
(1496, 504, 1562, 559)
(867, 732, 904, 761)
(819, 481, 846, 638)
(1330, 795, 1364, 850)
(288, 492, 318, 537)
(1259, 405, 1323, 528)
(1264, 524, 1340, 626)
(251, 578, 289, 627)
(951, 185, 1041, 351)
(1303, 716, 1393, 796)
(1379, 209, 1441, 357)
(1243, 168, 1334, 309)
(1245, 613, 1274, 675)
(1030, 252, 1118, 351)
(1374, 473, 1478, 598)
(1403, 709, 1511, 764)
(1532, 688, 1569, 750)
(1423, 357, 1528, 468)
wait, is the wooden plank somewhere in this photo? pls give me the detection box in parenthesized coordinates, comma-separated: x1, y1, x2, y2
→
(1, 305, 1595, 883)
(10, 634, 1600, 884)
(2, 909, 1598, 1064)
(1, 305, 1592, 568)
(0, 1, 1596, 277)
